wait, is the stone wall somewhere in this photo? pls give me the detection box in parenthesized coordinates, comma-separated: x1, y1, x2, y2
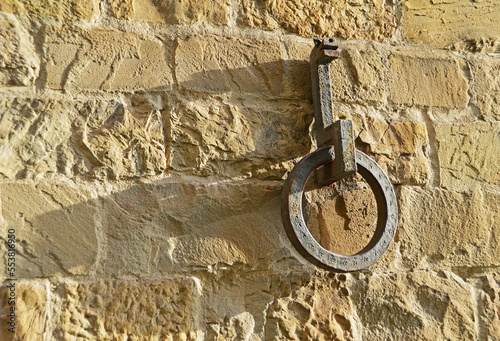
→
(0, 0, 499, 340)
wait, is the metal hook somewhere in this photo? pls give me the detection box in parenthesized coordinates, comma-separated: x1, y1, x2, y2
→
(281, 38, 398, 272)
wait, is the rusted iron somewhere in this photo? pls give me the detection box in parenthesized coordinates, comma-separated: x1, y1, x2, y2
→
(281, 39, 398, 272)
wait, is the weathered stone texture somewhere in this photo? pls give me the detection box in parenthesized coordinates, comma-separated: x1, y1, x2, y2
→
(402, 0, 500, 50)
(97, 181, 283, 275)
(203, 270, 355, 341)
(0, 12, 39, 86)
(479, 274, 500, 340)
(357, 118, 430, 185)
(170, 98, 311, 178)
(389, 50, 469, 109)
(304, 180, 378, 256)
(0, 0, 98, 20)
(0, 98, 168, 180)
(83, 96, 168, 179)
(399, 187, 500, 269)
(45, 26, 172, 91)
(352, 271, 477, 340)
(0, 183, 98, 277)
(470, 58, 500, 121)
(0, 0, 499, 339)
(291, 42, 469, 110)
(283, 40, 314, 100)
(0, 281, 47, 341)
(436, 122, 500, 188)
(55, 278, 200, 340)
(108, 0, 230, 25)
(241, 0, 397, 41)
(176, 35, 284, 96)
(0, 98, 74, 179)
(326, 43, 387, 105)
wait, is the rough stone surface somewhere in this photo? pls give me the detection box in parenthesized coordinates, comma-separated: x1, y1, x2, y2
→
(304, 181, 378, 256)
(108, 0, 231, 25)
(0, 98, 74, 179)
(470, 57, 500, 121)
(291, 42, 469, 110)
(202, 270, 355, 341)
(170, 98, 312, 178)
(479, 273, 500, 340)
(389, 50, 469, 109)
(0, 0, 498, 340)
(0, 0, 98, 20)
(44, 26, 173, 91)
(283, 40, 314, 100)
(0, 98, 168, 180)
(357, 118, 430, 185)
(402, 0, 500, 50)
(83, 96, 168, 179)
(0, 281, 47, 341)
(241, 0, 397, 41)
(55, 278, 200, 340)
(99, 181, 283, 275)
(0, 12, 39, 86)
(176, 35, 284, 96)
(352, 271, 477, 341)
(0, 183, 98, 277)
(436, 122, 500, 188)
(399, 187, 500, 269)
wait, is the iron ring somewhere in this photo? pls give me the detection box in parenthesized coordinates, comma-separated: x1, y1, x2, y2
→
(281, 146, 398, 272)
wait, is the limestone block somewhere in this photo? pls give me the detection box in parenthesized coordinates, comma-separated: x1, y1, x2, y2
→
(99, 181, 283, 274)
(351, 270, 477, 340)
(176, 35, 284, 96)
(283, 41, 314, 100)
(0, 0, 98, 20)
(343, 44, 387, 103)
(479, 274, 500, 340)
(0, 98, 167, 180)
(264, 272, 355, 341)
(310, 43, 468, 110)
(402, 0, 500, 50)
(55, 278, 200, 340)
(0, 98, 80, 179)
(470, 58, 500, 121)
(287, 41, 389, 104)
(0, 281, 47, 341)
(44, 26, 173, 91)
(357, 118, 430, 185)
(304, 184, 378, 257)
(108, 0, 230, 25)
(436, 122, 500, 188)
(0, 12, 39, 86)
(389, 49, 469, 108)
(399, 187, 500, 269)
(241, 0, 397, 41)
(83, 97, 168, 179)
(0, 183, 98, 277)
(170, 98, 311, 178)
(204, 270, 355, 341)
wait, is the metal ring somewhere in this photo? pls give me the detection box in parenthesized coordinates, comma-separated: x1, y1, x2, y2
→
(281, 146, 398, 272)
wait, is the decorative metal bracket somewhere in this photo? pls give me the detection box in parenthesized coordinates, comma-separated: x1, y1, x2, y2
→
(281, 38, 398, 272)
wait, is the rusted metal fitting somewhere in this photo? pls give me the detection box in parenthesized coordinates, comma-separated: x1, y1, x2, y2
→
(281, 38, 398, 272)
(281, 147, 398, 272)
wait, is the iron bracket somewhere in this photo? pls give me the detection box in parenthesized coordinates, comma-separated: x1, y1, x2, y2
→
(281, 38, 398, 272)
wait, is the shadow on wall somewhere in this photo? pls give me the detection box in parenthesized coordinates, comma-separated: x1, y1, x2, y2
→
(176, 58, 312, 100)
(0, 178, 314, 340)
(0, 60, 314, 181)
(0, 179, 289, 279)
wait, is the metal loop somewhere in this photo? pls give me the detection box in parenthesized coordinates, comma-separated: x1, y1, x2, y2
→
(281, 147, 398, 272)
